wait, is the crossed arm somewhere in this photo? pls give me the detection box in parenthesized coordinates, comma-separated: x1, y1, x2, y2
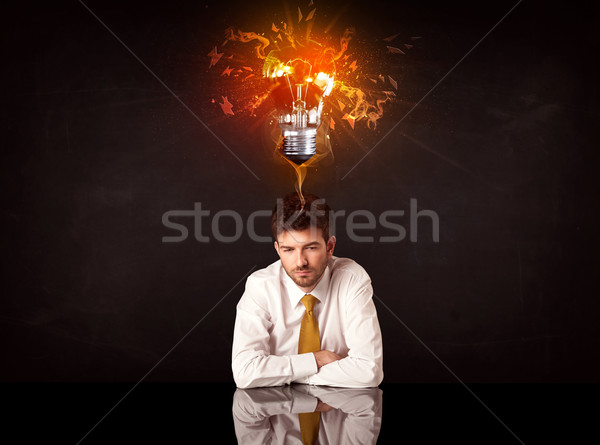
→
(231, 275, 383, 389)
(314, 350, 344, 368)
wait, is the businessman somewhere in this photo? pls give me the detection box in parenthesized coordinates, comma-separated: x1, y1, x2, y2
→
(231, 192, 383, 388)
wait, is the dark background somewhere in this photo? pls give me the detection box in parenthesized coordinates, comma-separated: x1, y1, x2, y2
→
(2, 0, 599, 388)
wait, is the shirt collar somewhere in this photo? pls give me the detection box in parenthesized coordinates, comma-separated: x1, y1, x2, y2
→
(281, 260, 332, 308)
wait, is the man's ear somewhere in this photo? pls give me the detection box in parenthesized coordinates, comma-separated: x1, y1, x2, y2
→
(326, 236, 336, 257)
(274, 240, 281, 257)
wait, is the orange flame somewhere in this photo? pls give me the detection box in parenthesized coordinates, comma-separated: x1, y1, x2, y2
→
(211, 12, 414, 195)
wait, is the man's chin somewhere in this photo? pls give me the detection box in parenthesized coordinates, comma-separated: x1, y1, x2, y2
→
(293, 275, 317, 288)
(284, 263, 327, 290)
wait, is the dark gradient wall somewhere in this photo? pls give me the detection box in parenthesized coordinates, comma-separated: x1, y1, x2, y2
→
(2, 0, 598, 383)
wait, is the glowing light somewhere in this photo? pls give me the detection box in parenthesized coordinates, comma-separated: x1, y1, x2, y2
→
(212, 13, 416, 168)
(263, 47, 336, 165)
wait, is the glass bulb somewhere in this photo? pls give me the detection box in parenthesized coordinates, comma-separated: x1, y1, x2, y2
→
(263, 44, 336, 165)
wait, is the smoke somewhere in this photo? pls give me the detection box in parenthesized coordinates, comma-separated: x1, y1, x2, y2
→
(334, 83, 395, 129)
(210, 13, 414, 197)
(224, 28, 271, 59)
(333, 27, 355, 60)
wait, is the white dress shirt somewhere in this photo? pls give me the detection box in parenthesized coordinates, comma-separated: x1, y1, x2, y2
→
(231, 256, 384, 388)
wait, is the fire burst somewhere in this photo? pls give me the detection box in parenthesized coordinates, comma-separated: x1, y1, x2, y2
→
(206, 1, 418, 195)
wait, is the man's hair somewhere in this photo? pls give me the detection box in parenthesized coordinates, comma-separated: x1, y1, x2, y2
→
(271, 192, 331, 242)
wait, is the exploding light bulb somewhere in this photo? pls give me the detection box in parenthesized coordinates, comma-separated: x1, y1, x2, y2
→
(263, 44, 336, 165)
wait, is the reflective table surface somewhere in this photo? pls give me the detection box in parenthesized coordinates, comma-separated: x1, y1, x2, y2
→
(4, 382, 597, 443)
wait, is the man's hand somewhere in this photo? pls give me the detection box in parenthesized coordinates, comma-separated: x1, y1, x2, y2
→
(313, 350, 343, 369)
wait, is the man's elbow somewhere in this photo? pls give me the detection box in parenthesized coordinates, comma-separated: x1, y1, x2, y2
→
(349, 360, 383, 387)
(232, 363, 259, 389)
(232, 357, 283, 389)
(362, 362, 384, 387)
(233, 375, 257, 389)
(373, 365, 384, 386)
(233, 372, 285, 389)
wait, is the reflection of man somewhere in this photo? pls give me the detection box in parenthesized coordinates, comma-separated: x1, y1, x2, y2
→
(232, 192, 383, 388)
(232, 385, 382, 444)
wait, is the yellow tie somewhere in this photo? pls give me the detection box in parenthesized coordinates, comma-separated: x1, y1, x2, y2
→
(297, 294, 321, 445)
(298, 294, 320, 354)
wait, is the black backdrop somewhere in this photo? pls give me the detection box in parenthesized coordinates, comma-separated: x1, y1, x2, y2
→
(2, 0, 599, 384)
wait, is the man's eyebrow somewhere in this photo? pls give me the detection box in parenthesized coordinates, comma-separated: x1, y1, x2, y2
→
(278, 241, 321, 249)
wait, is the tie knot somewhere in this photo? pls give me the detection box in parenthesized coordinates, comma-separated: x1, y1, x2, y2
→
(301, 294, 318, 312)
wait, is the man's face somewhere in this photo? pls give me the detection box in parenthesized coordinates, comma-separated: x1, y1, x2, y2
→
(274, 228, 336, 293)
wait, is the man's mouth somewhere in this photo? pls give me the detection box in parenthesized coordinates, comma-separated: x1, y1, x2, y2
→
(295, 270, 312, 277)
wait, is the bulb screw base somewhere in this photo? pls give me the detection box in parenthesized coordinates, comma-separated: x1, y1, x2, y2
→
(282, 128, 317, 165)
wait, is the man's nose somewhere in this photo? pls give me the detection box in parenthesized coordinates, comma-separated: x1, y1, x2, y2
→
(296, 251, 308, 267)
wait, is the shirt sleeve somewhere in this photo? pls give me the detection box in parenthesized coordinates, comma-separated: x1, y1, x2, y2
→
(306, 269, 384, 388)
(231, 276, 318, 389)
